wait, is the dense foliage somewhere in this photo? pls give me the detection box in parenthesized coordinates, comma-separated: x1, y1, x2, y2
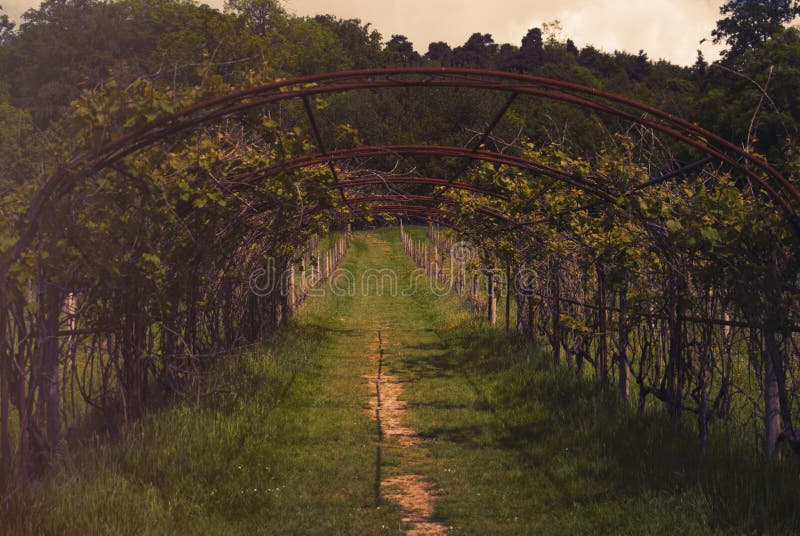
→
(1, 0, 799, 504)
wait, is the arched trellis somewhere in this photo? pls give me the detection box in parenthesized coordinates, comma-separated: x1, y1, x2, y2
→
(346, 195, 517, 226)
(2, 68, 800, 493)
(338, 177, 510, 201)
(4, 67, 800, 276)
(226, 144, 613, 201)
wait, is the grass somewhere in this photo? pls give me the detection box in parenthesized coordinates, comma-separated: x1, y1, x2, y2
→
(1, 231, 402, 535)
(384, 229, 800, 534)
(2, 227, 799, 534)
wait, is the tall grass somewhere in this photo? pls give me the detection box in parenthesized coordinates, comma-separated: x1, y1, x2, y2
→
(0, 236, 401, 535)
(399, 311, 800, 534)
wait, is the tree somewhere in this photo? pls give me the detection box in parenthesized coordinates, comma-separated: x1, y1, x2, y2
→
(0, 4, 14, 43)
(383, 34, 420, 65)
(692, 50, 708, 75)
(225, 0, 286, 37)
(452, 32, 497, 68)
(565, 38, 578, 56)
(520, 27, 544, 69)
(425, 41, 452, 65)
(496, 43, 519, 72)
(615, 49, 651, 81)
(712, 0, 800, 60)
(2, 0, 245, 126)
(309, 15, 382, 69)
(0, 103, 40, 186)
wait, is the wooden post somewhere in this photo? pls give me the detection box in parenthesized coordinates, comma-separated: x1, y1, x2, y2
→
(552, 268, 561, 366)
(0, 278, 10, 496)
(471, 274, 478, 309)
(488, 271, 497, 326)
(596, 265, 608, 380)
(617, 287, 630, 398)
(450, 251, 455, 291)
(299, 261, 306, 297)
(471, 274, 478, 302)
(40, 284, 61, 451)
(763, 331, 781, 458)
(528, 294, 535, 336)
(283, 262, 295, 317)
(505, 264, 511, 332)
(667, 297, 684, 422)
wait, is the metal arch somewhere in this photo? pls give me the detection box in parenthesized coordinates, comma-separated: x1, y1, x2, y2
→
(241, 193, 519, 235)
(228, 144, 611, 201)
(6, 67, 800, 274)
(367, 204, 458, 220)
(338, 177, 511, 200)
(369, 203, 515, 230)
(345, 194, 517, 225)
(397, 217, 462, 232)
(243, 175, 514, 222)
(364, 203, 525, 235)
(63, 68, 796, 220)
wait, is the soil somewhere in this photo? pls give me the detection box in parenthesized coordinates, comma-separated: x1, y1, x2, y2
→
(364, 332, 448, 535)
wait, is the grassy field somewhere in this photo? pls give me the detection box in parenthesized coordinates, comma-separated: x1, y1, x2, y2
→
(2, 228, 799, 534)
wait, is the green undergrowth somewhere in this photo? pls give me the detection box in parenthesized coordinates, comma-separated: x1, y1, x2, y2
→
(1, 232, 401, 535)
(3, 228, 799, 535)
(391, 225, 800, 534)
(397, 305, 800, 534)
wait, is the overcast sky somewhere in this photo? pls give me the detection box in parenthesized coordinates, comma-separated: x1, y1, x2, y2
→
(2, 0, 726, 65)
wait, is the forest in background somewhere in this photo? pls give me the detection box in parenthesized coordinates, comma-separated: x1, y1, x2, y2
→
(1, 0, 799, 176)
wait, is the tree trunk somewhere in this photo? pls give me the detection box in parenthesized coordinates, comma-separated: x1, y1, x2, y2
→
(764, 329, 799, 455)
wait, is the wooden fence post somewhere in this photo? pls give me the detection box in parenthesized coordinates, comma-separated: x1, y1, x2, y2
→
(597, 264, 608, 380)
(505, 264, 512, 332)
(552, 267, 561, 366)
(488, 271, 497, 326)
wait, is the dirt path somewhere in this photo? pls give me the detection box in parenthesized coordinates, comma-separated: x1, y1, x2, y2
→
(365, 330, 448, 536)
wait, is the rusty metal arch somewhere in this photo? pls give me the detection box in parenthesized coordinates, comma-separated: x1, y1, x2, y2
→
(5, 67, 800, 276)
(242, 191, 518, 242)
(226, 144, 611, 201)
(75, 68, 799, 219)
(338, 177, 510, 201)
(345, 194, 516, 225)
(367, 204, 459, 223)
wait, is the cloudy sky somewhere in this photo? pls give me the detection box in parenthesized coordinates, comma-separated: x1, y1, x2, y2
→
(2, 0, 725, 65)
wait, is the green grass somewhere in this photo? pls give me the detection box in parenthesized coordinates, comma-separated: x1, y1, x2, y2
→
(1, 231, 403, 535)
(382, 228, 800, 534)
(3, 227, 799, 534)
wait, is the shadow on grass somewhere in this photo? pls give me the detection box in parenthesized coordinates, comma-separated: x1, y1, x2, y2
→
(401, 322, 800, 534)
